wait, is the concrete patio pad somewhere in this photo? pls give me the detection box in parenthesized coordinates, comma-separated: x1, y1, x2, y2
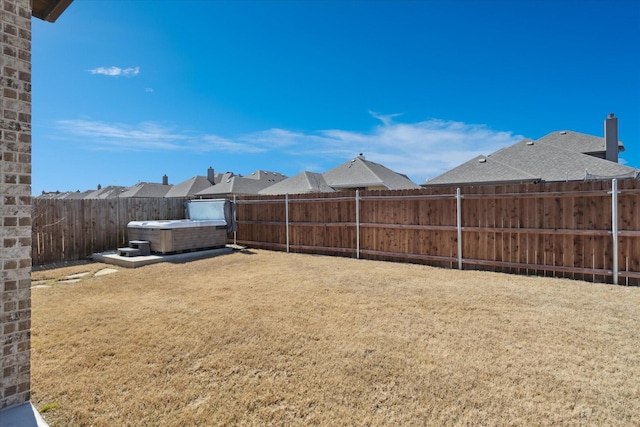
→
(91, 246, 234, 268)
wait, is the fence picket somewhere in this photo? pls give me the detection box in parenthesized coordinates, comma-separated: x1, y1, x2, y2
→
(32, 180, 640, 285)
(32, 198, 188, 266)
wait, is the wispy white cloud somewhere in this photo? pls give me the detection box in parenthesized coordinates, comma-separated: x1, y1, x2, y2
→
(55, 116, 524, 183)
(201, 135, 266, 154)
(56, 120, 190, 151)
(88, 66, 140, 77)
(368, 110, 403, 127)
(145, 87, 154, 93)
(269, 117, 524, 182)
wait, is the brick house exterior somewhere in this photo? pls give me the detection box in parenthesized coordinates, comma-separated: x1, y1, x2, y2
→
(1, 0, 71, 414)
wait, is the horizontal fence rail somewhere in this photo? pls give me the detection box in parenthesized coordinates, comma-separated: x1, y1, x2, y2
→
(32, 179, 640, 285)
(32, 198, 189, 266)
(234, 179, 640, 285)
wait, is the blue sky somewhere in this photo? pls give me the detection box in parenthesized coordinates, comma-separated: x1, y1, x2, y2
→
(32, 0, 640, 194)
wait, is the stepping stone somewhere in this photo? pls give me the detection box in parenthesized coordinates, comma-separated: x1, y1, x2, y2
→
(32, 285, 51, 289)
(94, 268, 118, 277)
(66, 272, 90, 279)
(59, 279, 82, 284)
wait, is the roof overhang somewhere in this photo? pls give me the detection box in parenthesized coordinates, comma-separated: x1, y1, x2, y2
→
(32, 0, 73, 22)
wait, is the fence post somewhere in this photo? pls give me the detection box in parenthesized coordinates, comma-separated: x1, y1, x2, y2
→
(285, 193, 290, 253)
(356, 189, 360, 259)
(457, 188, 463, 270)
(233, 195, 237, 246)
(611, 179, 619, 285)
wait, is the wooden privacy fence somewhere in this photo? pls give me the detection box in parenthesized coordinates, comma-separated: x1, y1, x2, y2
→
(234, 178, 640, 285)
(32, 197, 189, 266)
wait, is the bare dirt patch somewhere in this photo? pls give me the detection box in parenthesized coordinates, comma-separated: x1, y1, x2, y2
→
(31, 249, 640, 426)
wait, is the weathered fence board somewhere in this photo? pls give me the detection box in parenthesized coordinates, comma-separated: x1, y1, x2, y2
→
(32, 198, 188, 266)
(235, 179, 640, 285)
(33, 179, 640, 285)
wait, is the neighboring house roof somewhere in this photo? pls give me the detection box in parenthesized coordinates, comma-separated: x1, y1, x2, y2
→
(425, 135, 637, 186)
(195, 170, 288, 197)
(119, 182, 172, 198)
(165, 176, 213, 198)
(84, 186, 127, 199)
(39, 191, 79, 199)
(259, 172, 336, 195)
(38, 191, 66, 199)
(426, 154, 540, 186)
(537, 130, 624, 157)
(60, 190, 93, 200)
(322, 156, 420, 190)
(211, 172, 234, 184)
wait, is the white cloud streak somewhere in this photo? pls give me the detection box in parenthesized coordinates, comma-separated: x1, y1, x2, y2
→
(56, 120, 190, 151)
(89, 66, 140, 77)
(313, 118, 524, 182)
(55, 116, 524, 183)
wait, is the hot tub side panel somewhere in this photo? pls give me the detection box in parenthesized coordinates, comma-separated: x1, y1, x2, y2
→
(128, 227, 163, 252)
(128, 226, 227, 253)
(164, 226, 228, 253)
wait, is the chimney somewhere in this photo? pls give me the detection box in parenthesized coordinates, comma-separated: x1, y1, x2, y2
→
(605, 113, 618, 163)
(162, 174, 169, 185)
(207, 166, 215, 184)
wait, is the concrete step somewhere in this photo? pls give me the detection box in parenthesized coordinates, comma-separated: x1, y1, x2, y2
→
(118, 247, 141, 257)
(129, 240, 151, 255)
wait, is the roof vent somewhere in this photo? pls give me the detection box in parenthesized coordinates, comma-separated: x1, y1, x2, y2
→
(526, 141, 534, 146)
(559, 131, 567, 135)
(478, 158, 486, 163)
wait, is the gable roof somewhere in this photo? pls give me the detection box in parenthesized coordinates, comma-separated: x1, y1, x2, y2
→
(323, 157, 420, 190)
(259, 172, 336, 195)
(426, 136, 637, 186)
(165, 176, 213, 198)
(195, 170, 287, 197)
(119, 182, 172, 198)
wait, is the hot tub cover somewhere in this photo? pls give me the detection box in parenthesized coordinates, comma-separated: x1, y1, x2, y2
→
(127, 199, 237, 232)
(187, 199, 237, 233)
(127, 219, 226, 229)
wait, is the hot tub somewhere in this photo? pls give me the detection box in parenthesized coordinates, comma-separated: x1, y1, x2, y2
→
(126, 199, 236, 254)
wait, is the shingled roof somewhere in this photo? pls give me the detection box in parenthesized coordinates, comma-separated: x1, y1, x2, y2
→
(118, 182, 172, 198)
(425, 130, 636, 187)
(259, 171, 335, 195)
(537, 130, 624, 157)
(195, 170, 287, 197)
(165, 176, 213, 198)
(322, 156, 420, 191)
(84, 185, 127, 199)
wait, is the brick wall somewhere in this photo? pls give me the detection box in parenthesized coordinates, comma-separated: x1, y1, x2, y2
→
(1, 0, 32, 410)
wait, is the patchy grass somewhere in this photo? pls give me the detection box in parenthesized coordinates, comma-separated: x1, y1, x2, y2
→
(31, 249, 640, 426)
(39, 402, 61, 413)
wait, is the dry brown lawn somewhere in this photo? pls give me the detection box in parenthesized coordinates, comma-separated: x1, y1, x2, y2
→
(31, 249, 640, 426)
